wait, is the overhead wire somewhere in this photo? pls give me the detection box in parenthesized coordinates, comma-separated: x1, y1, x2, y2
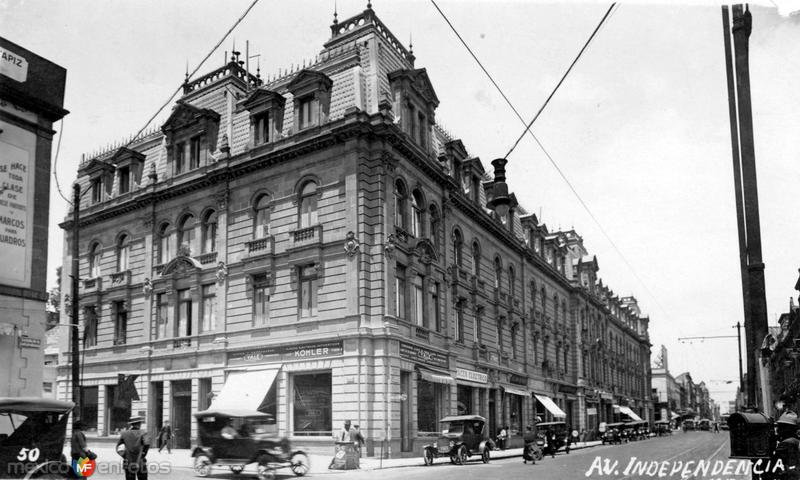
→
(430, 1, 670, 319)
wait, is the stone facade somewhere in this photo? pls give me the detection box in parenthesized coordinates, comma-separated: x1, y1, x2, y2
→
(56, 5, 652, 455)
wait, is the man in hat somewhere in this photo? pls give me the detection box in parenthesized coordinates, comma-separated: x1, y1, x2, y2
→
(770, 411, 800, 480)
(116, 416, 150, 480)
(71, 420, 95, 462)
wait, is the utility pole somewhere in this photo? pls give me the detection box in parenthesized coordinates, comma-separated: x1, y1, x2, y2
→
(722, 4, 769, 412)
(736, 321, 744, 410)
(71, 183, 81, 427)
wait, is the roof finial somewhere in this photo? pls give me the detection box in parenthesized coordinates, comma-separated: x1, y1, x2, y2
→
(409, 32, 413, 55)
(333, 0, 338, 24)
(184, 59, 189, 83)
(367, 1, 372, 10)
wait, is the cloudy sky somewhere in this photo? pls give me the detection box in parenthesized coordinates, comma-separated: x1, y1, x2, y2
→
(4, 0, 798, 409)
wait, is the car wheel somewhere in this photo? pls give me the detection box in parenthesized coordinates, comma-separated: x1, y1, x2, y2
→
(457, 445, 468, 465)
(194, 455, 212, 477)
(230, 465, 244, 474)
(257, 464, 276, 480)
(289, 452, 310, 477)
(423, 448, 434, 466)
(481, 447, 490, 464)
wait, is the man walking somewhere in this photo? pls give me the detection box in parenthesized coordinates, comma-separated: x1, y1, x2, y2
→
(116, 416, 150, 480)
(157, 421, 172, 454)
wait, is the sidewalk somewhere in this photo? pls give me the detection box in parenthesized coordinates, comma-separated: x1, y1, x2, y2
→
(83, 441, 602, 475)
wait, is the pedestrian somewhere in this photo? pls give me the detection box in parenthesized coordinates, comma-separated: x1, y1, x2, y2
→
(770, 411, 800, 480)
(339, 420, 352, 442)
(329, 420, 353, 469)
(70, 420, 96, 465)
(352, 424, 365, 469)
(116, 416, 150, 480)
(523, 425, 537, 464)
(546, 429, 556, 458)
(496, 425, 508, 450)
(157, 421, 172, 453)
(580, 428, 586, 444)
(713, 421, 720, 434)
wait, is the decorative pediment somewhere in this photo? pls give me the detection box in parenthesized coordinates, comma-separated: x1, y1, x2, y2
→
(161, 101, 220, 135)
(462, 157, 485, 176)
(412, 238, 438, 264)
(161, 255, 202, 276)
(108, 146, 146, 167)
(79, 157, 115, 176)
(388, 68, 440, 107)
(287, 69, 333, 97)
(241, 88, 286, 112)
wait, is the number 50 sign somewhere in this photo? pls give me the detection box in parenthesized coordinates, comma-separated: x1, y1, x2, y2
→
(17, 447, 40, 462)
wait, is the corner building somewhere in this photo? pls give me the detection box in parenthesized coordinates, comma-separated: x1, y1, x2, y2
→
(57, 5, 652, 455)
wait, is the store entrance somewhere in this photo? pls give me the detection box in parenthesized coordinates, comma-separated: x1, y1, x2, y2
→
(171, 380, 192, 449)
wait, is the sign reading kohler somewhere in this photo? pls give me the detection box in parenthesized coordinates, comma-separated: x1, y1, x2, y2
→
(228, 340, 344, 365)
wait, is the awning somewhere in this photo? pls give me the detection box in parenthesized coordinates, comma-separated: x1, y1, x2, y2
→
(618, 405, 643, 421)
(534, 394, 567, 418)
(504, 387, 529, 397)
(418, 368, 455, 385)
(211, 368, 280, 413)
(670, 411, 680, 420)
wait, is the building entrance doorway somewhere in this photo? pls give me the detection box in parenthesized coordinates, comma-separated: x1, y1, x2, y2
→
(171, 380, 192, 448)
(150, 382, 163, 442)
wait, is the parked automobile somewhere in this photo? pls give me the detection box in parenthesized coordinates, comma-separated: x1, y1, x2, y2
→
(698, 419, 711, 431)
(422, 415, 494, 466)
(654, 420, 672, 436)
(682, 419, 696, 431)
(192, 409, 310, 480)
(601, 422, 625, 444)
(536, 421, 570, 454)
(0, 397, 74, 479)
(720, 414, 730, 430)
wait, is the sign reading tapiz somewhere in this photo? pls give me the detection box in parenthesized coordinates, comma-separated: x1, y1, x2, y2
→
(399, 341, 448, 370)
(229, 340, 344, 365)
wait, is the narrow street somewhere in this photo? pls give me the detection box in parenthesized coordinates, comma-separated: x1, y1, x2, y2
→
(84, 431, 750, 480)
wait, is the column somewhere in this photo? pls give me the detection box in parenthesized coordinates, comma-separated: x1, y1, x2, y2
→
(97, 386, 106, 437)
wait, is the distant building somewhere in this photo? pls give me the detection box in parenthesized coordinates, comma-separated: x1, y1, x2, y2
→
(651, 345, 679, 423)
(763, 269, 800, 417)
(0, 37, 68, 397)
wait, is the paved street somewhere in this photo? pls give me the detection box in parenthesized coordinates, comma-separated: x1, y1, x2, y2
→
(80, 431, 754, 480)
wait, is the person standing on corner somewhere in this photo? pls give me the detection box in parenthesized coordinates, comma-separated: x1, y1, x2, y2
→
(157, 421, 172, 454)
(116, 416, 150, 480)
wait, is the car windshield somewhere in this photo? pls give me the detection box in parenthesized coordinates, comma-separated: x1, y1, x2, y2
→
(441, 422, 464, 435)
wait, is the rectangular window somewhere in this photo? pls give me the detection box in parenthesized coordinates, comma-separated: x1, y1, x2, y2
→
(107, 384, 131, 435)
(293, 372, 332, 436)
(430, 281, 441, 333)
(118, 166, 130, 194)
(408, 104, 417, 140)
(199, 378, 213, 411)
(418, 112, 426, 146)
(299, 265, 319, 318)
(80, 386, 99, 432)
(177, 289, 192, 337)
(413, 274, 425, 327)
(113, 301, 127, 345)
(475, 307, 483, 345)
(175, 142, 185, 174)
(395, 265, 406, 320)
(298, 97, 316, 129)
(417, 379, 446, 434)
(91, 177, 102, 204)
(201, 284, 216, 332)
(190, 137, 201, 169)
(155, 293, 168, 339)
(84, 306, 97, 347)
(253, 274, 270, 325)
(455, 301, 464, 343)
(255, 112, 270, 144)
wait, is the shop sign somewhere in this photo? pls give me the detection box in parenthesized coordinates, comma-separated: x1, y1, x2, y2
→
(456, 368, 487, 384)
(558, 384, 577, 395)
(0, 47, 28, 83)
(587, 407, 597, 415)
(600, 392, 614, 400)
(228, 340, 343, 365)
(509, 374, 527, 385)
(399, 341, 448, 370)
(18, 335, 40, 348)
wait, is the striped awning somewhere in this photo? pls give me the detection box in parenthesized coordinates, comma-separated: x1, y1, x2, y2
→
(618, 405, 643, 421)
(504, 387, 530, 397)
(418, 368, 455, 385)
(535, 394, 567, 418)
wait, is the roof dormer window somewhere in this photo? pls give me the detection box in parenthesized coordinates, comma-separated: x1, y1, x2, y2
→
(389, 68, 439, 153)
(242, 88, 286, 147)
(161, 102, 220, 177)
(287, 70, 333, 134)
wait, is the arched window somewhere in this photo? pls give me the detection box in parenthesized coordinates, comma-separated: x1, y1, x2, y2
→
(429, 204, 440, 249)
(411, 189, 424, 237)
(298, 181, 318, 228)
(494, 257, 502, 289)
(201, 210, 218, 253)
(116, 234, 130, 272)
(508, 265, 516, 297)
(452, 229, 463, 267)
(158, 223, 172, 264)
(254, 194, 271, 238)
(178, 214, 196, 255)
(471, 241, 481, 277)
(394, 180, 408, 230)
(88, 242, 101, 278)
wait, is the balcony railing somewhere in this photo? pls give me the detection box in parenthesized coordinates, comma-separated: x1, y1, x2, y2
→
(195, 252, 218, 265)
(245, 236, 274, 254)
(83, 277, 102, 292)
(113, 336, 126, 346)
(291, 225, 322, 247)
(173, 338, 192, 348)
(110, 271, 130, 287)
(414, 326, 430, 342)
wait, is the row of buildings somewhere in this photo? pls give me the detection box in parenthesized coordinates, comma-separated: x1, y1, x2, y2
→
(55, 4, 654, 455)
(761, 270, 800, 417)
(651, 345, 719, 423)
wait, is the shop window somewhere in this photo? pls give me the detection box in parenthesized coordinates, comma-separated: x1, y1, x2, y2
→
(413, 274, 424, 327)
(298, 181, 318, 228)
(80, 386, 98, 432)
(254, 195, 271, 238)
(292, 372, 332, 436)
(417, 378, 446, 434)
(176, 289, 192, 337)
(83, 306, 97, 347)
(107, 384, 131, 435)
(201, 284, 216, 332)
(88, 242, 101, 278)
(201, 210, 217, 254)
(155, 293, 168, 339)
(116, 234, 130, 272)
(395, 264, 407, 320)
(178, 214, 196, 255)
(158, 223, 172, 264)
(457, 385, 473, 415)
(253, 273, 270, 326)
(509, 394, 523, 434)
(299, 264, 319, 318)
(113, 301, 127, 345)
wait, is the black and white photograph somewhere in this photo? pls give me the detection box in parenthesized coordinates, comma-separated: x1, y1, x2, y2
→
(1, 0, 799, 479)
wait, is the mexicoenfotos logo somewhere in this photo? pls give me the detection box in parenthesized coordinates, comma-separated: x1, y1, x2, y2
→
(71, 457, 97, 477)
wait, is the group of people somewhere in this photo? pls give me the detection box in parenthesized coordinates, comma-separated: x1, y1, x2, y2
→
(70, 416, 174, 480)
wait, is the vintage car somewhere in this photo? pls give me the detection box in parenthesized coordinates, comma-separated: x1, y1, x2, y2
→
(0, 397, 74, 479)
(536, 421, 570, 454)
(601, 422, 625, 444)
(422, 415, 494, 465)
(654, 420, 672, 436)
(698, 419, 712, 431)
(192, 409, 310, 480)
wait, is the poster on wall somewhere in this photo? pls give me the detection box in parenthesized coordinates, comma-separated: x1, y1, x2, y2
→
(0, 121, 35, 290)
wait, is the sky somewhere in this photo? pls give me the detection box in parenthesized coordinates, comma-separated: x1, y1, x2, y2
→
(3, 0, 798, 411)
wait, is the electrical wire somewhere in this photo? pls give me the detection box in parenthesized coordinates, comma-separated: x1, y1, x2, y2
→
(431, 1, 670, 319)
(52, 118, 72, 205)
